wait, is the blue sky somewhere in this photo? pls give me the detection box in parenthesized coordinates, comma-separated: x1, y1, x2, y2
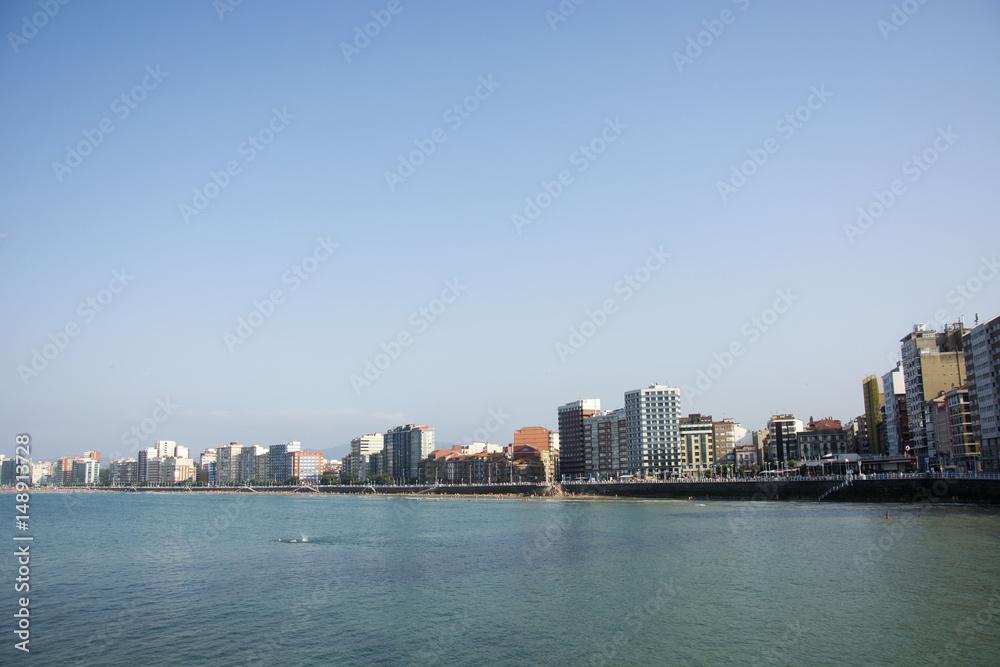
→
(2, 0, 998, 462)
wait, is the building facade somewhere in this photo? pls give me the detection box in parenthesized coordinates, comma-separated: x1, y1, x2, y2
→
(965, 315, 1000, 472)
(901, 323, 967, 469)
(624, 384, 682, 477)
(557, 399, 601, 480)
(679, 414, 715, 475)
(582, 409, 628, 480)
(384, 425, 434, 483)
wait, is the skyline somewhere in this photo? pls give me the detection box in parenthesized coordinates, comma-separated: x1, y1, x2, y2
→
(2, 1, 999, 462)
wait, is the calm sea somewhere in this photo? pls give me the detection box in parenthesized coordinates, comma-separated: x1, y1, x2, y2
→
(1, 492, 998, 666)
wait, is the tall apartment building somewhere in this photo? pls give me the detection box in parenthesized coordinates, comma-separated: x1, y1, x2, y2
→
(137, 447, 156, 483)
(624, 384, 682, 477)
(582, 409, 628, 479)
(862, 375, 885, 454)
(289, 451, 323, 483)
(347, 434, 384, 479)
(766, 415, 803, 464)
(679, 414, 715, 475)
(384, 426, 434, 483)
(199, 449, 217, 484)
(240, 445, 267, 482)
(557, 399, 601, 480)
(901, 323, 967, 469)
(268, 442, 301, 482)
(881, 363, 910, 456)
(965, 315, 1000, 472)
(216, 443, 243, 485)
(109, 459, 138, 485)
(711, 418, 743, 465)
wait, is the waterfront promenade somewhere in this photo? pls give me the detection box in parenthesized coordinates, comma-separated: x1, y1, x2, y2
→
(45, 473, 1000, 504)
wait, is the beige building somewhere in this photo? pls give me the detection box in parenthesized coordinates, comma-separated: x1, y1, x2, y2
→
(679, 414, 715, 475)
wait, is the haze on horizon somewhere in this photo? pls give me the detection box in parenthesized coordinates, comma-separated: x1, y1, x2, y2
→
(2, 0, 998, 462)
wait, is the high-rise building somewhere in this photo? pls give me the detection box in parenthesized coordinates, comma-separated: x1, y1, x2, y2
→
(679, 414, 715, 475)
(217, 443, 243, 485)
(155, 440, 177, 458)
(624, 384, 682, 477)
(199, 449, 217, 484)
(766, 415, 803, 464)
(289, 451, 324, 483)
(348, 434, 384, 479)
(109, 459, 138, 485)
(0, 456, 15, 486)
(862, 375, 885, 454)
(901, 323, 967, 469)
(384, 425, 434, 483)
(557, 399, 601, 480)
(268, 442, 301, 482)
(241, 445, 267, 482)
(137, 447, 156, 483)
(965, 315, 1000, 472)
(83, 450, 100, 462)
(711, 418, 744, 465)
(582, 409, 628, 480)
(881, 363, 910, 456)
(73, 458, 100, 485)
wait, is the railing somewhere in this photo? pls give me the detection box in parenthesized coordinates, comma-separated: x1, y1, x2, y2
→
(818, 478, 852, 501)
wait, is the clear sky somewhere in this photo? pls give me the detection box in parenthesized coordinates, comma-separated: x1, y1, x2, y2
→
(2, 0, 999, 463)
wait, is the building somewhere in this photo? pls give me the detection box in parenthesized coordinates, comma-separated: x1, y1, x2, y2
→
(199, 449, 217, 484)
(679, 414, 715, 476)
(268, 442, 301, 482)
(712, 418, 744, 465)
(0, 456, 15, 486)
(137, 447, 156, 483)
(31, 461, 54, 485)
(109, 459, 139, 485)
(944, 388, 978, 472)
(881, 363, 911, 456)
(965, 315, 1000, 472)
(160, 457, 195, 484)
(901, 323, 967, 469)
(557, 399, 602, 480)
(216, 443, 243, 485)
(73, 458, 100, 485)
(384, 425, 435, 483)
(513, 427, 560, 481)
(798, 418, 850, 460)
(862, 375, 885, 454)
(511, 445, 548, 483)
(83, 450, 100, 463)
(765, 415, 803, 464)
(624, 384, 682, 477)
(240, 445, 267, 483)
(582, 409, 628, 480)
(155, 441, 176, 458)
(289, 451, 323, 483)
(346, 434, 384, 480)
